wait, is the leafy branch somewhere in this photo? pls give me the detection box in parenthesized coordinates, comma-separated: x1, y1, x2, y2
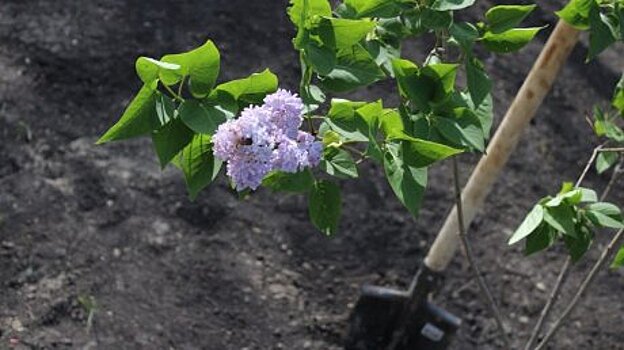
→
(534, 228, 624, 350)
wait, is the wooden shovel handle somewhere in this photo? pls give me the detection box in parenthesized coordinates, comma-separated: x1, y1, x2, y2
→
(425, 21, 581, 272)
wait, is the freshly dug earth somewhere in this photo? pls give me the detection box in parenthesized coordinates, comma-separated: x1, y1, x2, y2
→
(0, 1, 623, 349)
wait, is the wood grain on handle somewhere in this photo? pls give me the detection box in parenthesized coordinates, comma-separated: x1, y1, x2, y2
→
(425, 21, 581, 272)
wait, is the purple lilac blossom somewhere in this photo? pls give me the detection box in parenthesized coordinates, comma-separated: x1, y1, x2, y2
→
(263, 89, 304, 138)
(212, 90, 322, 191)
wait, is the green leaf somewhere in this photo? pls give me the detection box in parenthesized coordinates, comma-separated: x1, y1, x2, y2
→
(383, 143, 427, 217)
(151, 118, 194, 168)
(619, 5, 624, 41)
(525, 224, 557, 255)
(423, 63, 459, 100)
(435, 108, 485, 152)
(596, 151, 619, 174)
(563, 227, 592, 262)
(482, 27, 543, 53)
(392, 59, 433, 111)
(311, 17, 376, 49)
(586, 202, 622, 218)
(154, 93, 176, 126)
(343, 0, 403, 18)
(586, 210, 624, 229)
(212, 69, 278, 104)
(392, 60, 458, 111)
(325, 99, 371, 142)
(288, 0, 332, 27)
(308, 180, 342, 236)
(382, 112, 463, 166)
(449, 22, 479, 51)
(472, 93, 494, 138)
(556, 0, 593, 30)
(612, 74, 624, 115)
(179, 135, 222, 200)
(594, 107, 624, 141)
(509, 204, 545, 244)
(430, 0, 476, 11)
(322, 148, 359, 179)
(485, 5, 537, 34)
(320, 45, 386, 92)
(305, 42, 336, 75)
(401, 8, 453, 34)
(98, 86, 159, 144)
(363, 39, 401, 76)
(544, 204, 578, 237)
(466, 58, 492, 107)
(263, 170, 315, 192)
(354, 99, 383, 130)
(545, 190, 577, 207)
(380, 108, 404, 138)
(301, 84, 327, 113)
(587, 3, 618, 60)
(579, 187, 598, 203)
(611, 245, 624, 268)
(161, 40, 221, 97)
(135, 57, 181, 88)
(322, 130, 342, 147)
(402, 138, 463, 167)
(179, 100, 227, 135)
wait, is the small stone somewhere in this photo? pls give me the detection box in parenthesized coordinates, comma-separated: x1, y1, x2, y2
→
(11, 319, 24, 332)
(536, 282, 546, 292)
(519, 316, 529, 324)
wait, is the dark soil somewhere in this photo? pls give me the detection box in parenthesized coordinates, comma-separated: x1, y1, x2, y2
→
(0, 1, 623, 349)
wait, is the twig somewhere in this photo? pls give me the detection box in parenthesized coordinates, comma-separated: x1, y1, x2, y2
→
(523, 258, 571, 350)
(163, 83, 184, 102)
(525, 144, 612, 350)
(452, 158, 512, 349)
(341, 144, 365, 157)
(534, 228, 624, 350)
(600, 160, 623, 201)
(575, 144, 604, 188)
(597, 147, 624, 153)
(177, 75, 186, 98)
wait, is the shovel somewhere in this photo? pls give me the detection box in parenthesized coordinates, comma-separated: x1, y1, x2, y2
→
(345, 20, 581, 350)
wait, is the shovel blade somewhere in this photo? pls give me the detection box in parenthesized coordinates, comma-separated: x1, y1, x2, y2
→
(345, 285, 461, 350)
(345, 285, 407, 349)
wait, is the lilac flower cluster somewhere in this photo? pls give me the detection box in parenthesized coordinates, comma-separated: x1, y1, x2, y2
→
(212, 89, 322, 191)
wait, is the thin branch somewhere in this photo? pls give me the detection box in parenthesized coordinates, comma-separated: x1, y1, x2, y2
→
(525, 144, 613, 350)
(355, 155, 369, 165)
(452, 158, 512, 348)
(600, 160, 623, 201)
(524, 258, 571, 350)
(177, 75, 186, 98)
(163, 83, 184, 102)
(534, 228, 624, 350)
(341, 144, 365, 157)
(575, 144, 604, 188)
(597, 147, 624, 153)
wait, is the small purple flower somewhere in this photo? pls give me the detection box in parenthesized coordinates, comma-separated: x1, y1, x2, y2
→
(263, 89, 304, 138)
(297, 131, 323, 167)
(212, 89, 322, 191)
(272, 136, 301, 173)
